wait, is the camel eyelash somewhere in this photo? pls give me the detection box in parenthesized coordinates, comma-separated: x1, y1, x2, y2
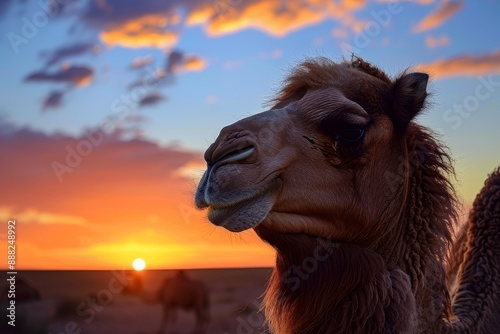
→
(318, 113, 368, 142)
(302, 134, 365, 169)
(335, 127, 366, 143)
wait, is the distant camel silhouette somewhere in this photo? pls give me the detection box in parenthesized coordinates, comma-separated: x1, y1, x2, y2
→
(155, 270, 210, 334)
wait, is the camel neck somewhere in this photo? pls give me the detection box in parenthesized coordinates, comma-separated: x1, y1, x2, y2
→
(260, 233, 416, 333)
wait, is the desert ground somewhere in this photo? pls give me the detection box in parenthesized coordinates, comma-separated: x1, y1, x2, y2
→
(1, 268, 271, 334)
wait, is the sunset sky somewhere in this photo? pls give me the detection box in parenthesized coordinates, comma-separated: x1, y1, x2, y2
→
(0, 0, 499, 270)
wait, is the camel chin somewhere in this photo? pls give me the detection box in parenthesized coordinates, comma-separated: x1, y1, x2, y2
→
(207, 189, 275, 232)
(196, 169, 281, 232)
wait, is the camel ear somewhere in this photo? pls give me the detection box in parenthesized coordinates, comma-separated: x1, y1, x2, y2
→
(390, 72, 429, 135)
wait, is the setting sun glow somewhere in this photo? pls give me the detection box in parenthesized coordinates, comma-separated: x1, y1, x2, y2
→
(132, 258, 146, 271)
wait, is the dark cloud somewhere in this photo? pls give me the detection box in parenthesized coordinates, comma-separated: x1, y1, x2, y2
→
(24, 65, 93, 110)
(126, 50, 205, 107)
(0, 119, 202, 211)
(0, 0, 14, 16)
(24, 65, 93, 86)
(138, 92, 165, 107)
(82, 0, 180, 26)
(166, 50, 184, 73)
(42, 42, 98, 67)
(127, 68, 175, 91)
(42, 90, 65, 111)
(0, 0, 27, 16)
(165, 50, 206, 74)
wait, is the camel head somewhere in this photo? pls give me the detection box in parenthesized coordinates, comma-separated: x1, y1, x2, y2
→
(195, 57, 429, 247)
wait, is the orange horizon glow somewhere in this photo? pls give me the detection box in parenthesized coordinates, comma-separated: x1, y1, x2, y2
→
(0, 132, 277, 270)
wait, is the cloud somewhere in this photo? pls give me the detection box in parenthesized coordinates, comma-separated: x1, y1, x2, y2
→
(165, 50, 184, 73)
(190, 0, 366, 37)
(126, 51, 204, 96)
(0, 121, 200, 244)
(0, 0, 14, 16)
(138, 92, 165, 107)
(183, 55, 207, 71)
(418, 51, 500, 78)
(82, 0, 181, 27)
(339, 15, 368, 34)
(82, 1, 183, 48)
(165, 50, 207, 74)
(0, 207, 87, 226)
(79, 0, 369, 49)
(24, 65, 93, 110)
(223, 60, 244, 70)
(377, 0, 435, 3)
(130, 55, 154, 69)
(24, 65, 93, 87)
(258, 49, 283, 59)
(42, 90, 65, 111)
(413, 0, 464, 33)
(332, 28, 348, 39)
(42, 42, 99, 67)
(425, 34, 450, 48)
(127, 65, 169, 90)
(124, 114, 147, 123)
(206, 95, 217, 105)
(99, 15, 180, 48)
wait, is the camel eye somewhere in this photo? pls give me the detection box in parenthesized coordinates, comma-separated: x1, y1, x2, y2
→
(336, 127, 365, 143)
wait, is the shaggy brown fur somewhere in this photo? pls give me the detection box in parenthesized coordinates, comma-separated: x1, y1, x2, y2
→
(255, 228, 417, 333)
(262, 57, 458, 333)
(195, 56, 500, 333)
(446, 168, 500, 333)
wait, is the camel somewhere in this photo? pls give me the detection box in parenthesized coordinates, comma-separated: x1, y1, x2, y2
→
(194, 56, 500, 333)
(153, 270, 210, 334)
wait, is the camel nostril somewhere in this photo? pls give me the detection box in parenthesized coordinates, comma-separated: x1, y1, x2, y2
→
(217, 146, 255, 165)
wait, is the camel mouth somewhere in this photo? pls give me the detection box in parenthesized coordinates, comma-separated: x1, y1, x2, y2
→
(206, 178, 281, 232)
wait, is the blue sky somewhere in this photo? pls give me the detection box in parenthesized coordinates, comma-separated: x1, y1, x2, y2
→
(0, 0, 499, 269)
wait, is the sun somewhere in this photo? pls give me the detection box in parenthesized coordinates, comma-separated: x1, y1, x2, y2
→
(132, 258, 146, 271)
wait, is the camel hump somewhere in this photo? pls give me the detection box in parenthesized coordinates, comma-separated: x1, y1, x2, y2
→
(472, 167, 500, 220)
(157, 271, 210, 309)
(448, 167, 500, 332)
